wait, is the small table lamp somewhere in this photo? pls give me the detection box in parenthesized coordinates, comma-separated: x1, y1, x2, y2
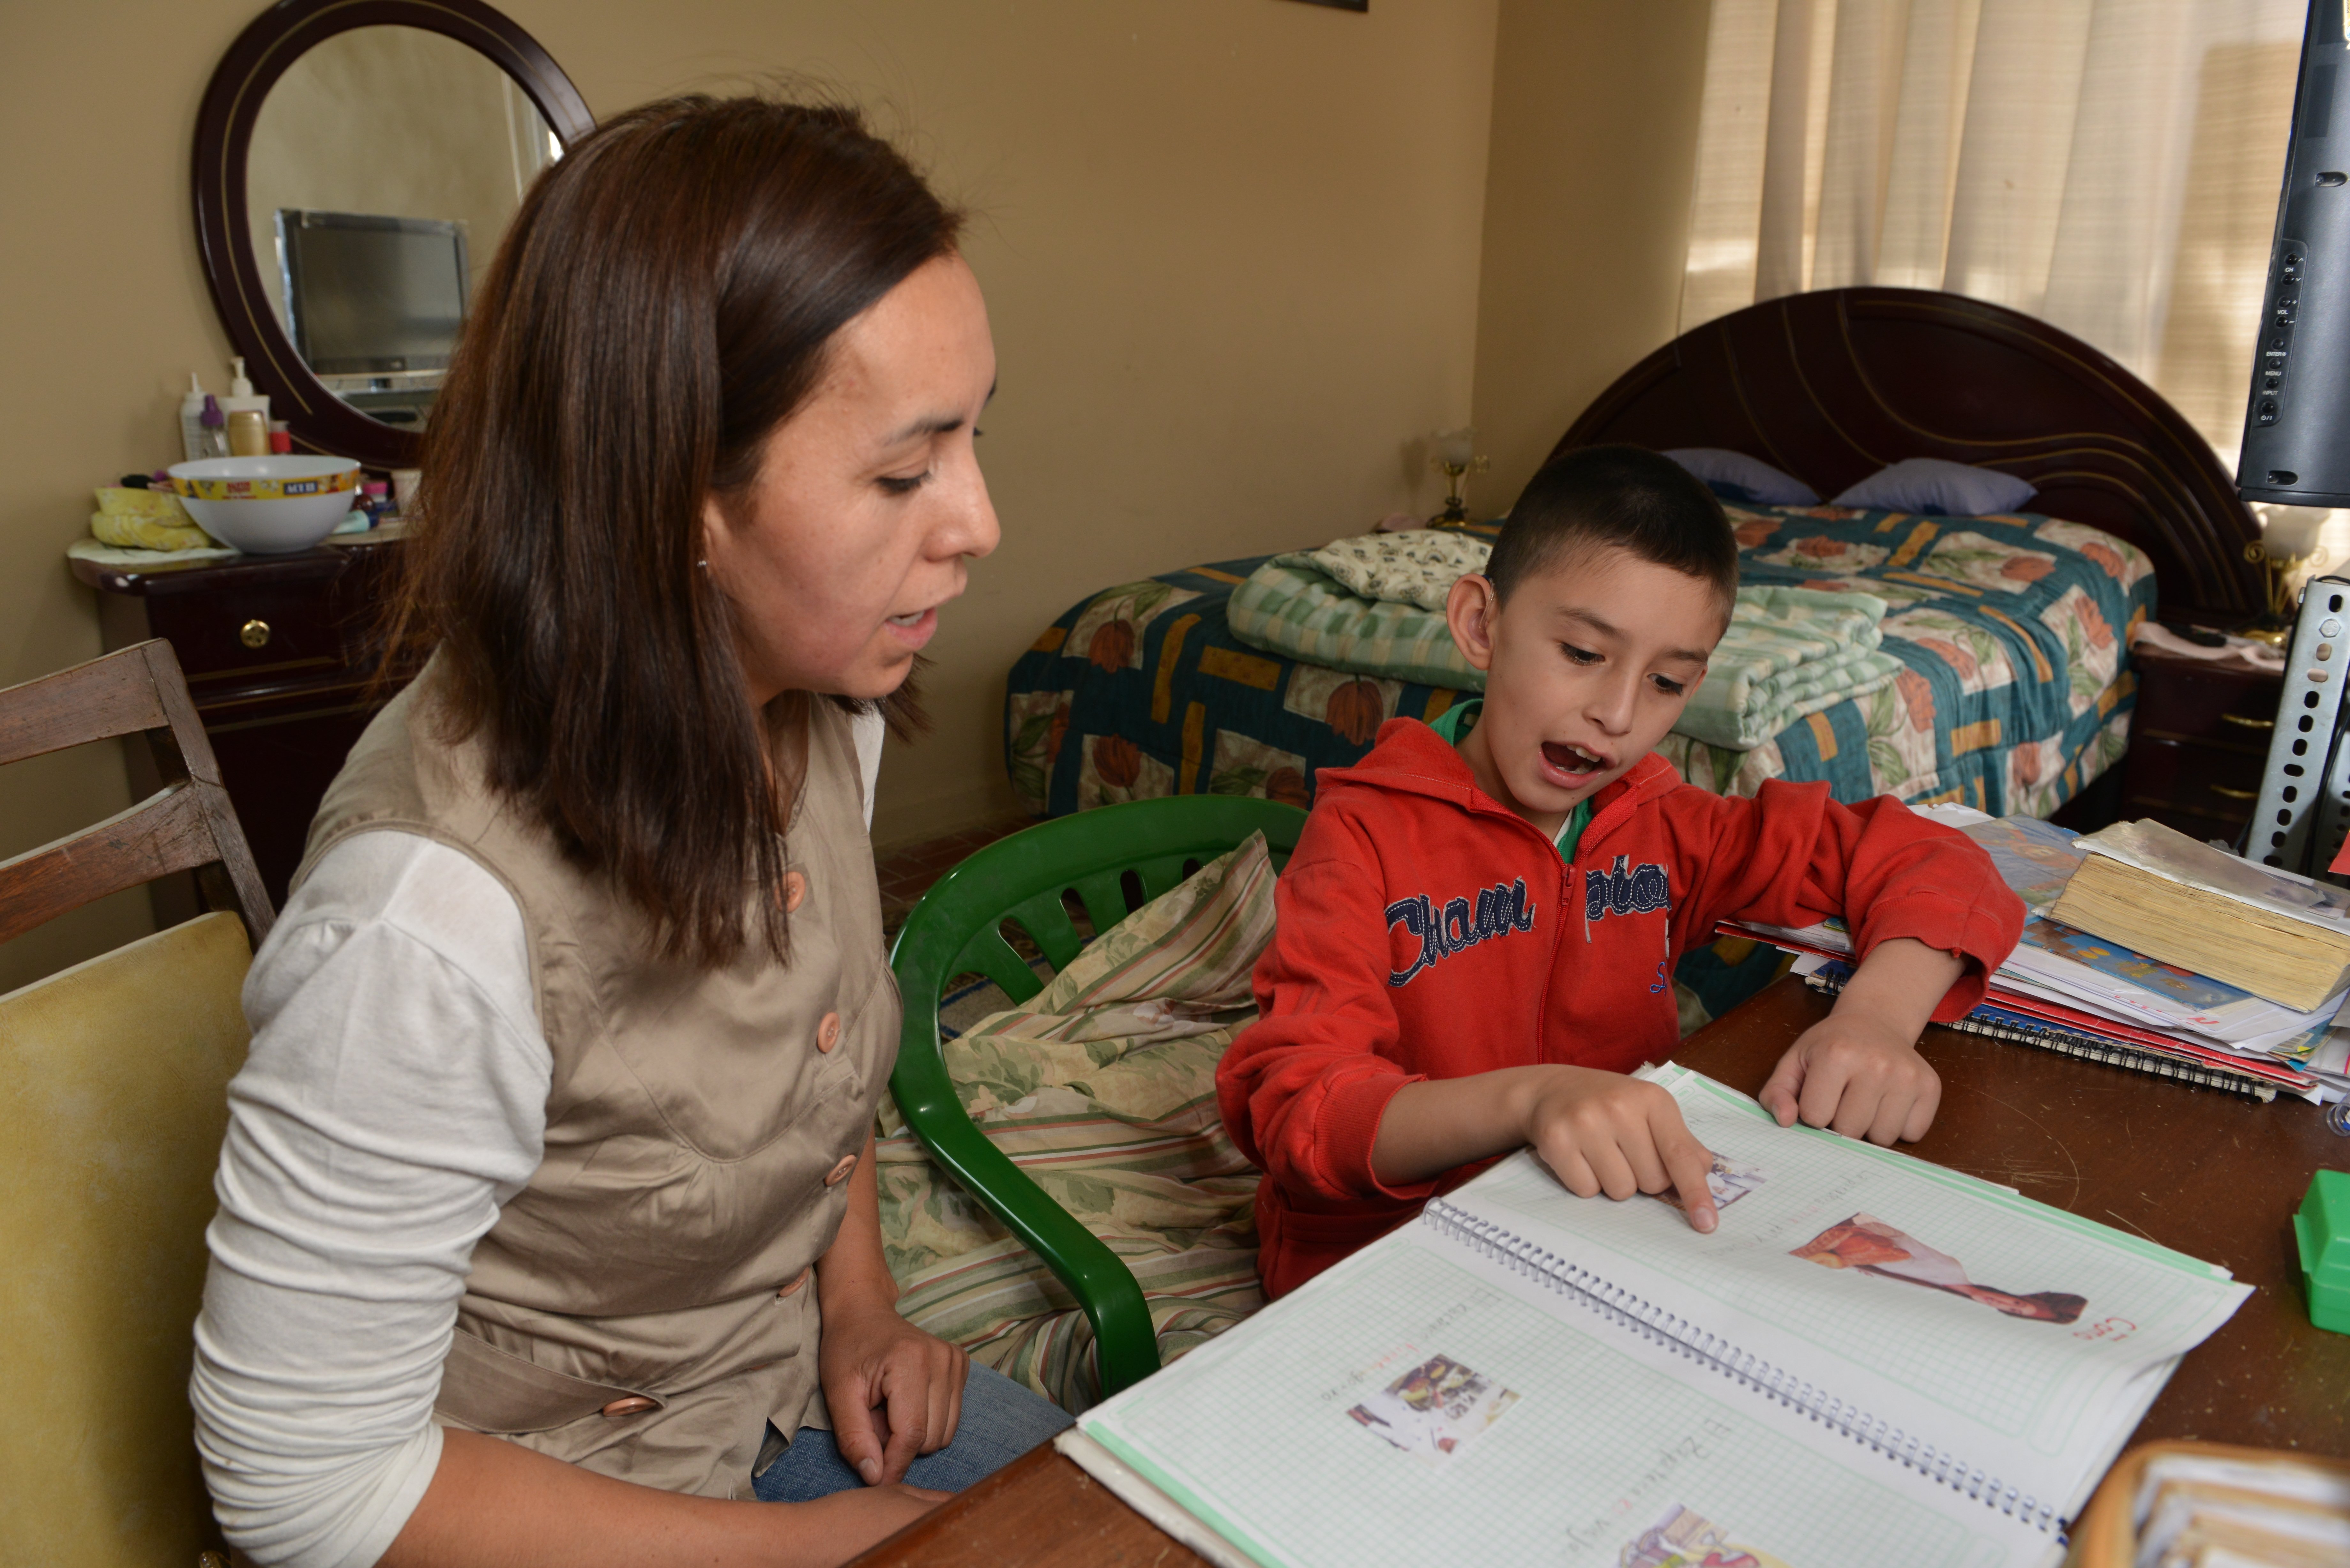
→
(2243, 506, 2337, 645)
(1429, 427, 1489, 525)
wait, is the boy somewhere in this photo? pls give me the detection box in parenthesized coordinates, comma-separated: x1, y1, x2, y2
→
(1217, 446, 2024, 1298)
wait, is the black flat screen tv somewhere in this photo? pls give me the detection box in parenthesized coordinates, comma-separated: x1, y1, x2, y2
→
(276, 209, 468, 377)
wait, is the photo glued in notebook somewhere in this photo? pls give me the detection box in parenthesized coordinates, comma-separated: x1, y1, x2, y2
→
(1071, 1067, 2249, 1568)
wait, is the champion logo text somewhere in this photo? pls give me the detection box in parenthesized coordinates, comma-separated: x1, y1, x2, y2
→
(1585, 855, 1671, 921)
(1386, 879, 1536, 986)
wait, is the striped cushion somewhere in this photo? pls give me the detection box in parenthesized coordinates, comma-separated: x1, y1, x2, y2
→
(876, 833, 1279, 1412)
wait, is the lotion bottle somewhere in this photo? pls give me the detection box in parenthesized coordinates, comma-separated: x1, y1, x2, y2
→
(221, 357, 272, 431)
(178, 373, 210, 463)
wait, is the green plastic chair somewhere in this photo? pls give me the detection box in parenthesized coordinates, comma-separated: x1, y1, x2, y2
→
(887, 795, 1309, 1398)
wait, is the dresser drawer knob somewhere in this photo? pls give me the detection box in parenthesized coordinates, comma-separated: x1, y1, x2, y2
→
(2221, 712, 2275, 729)
(2210, 784, 2258, 800)
(239, 618, 271, 649)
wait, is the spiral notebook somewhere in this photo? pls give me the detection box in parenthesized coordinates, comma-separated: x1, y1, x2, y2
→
(1799, 961, 2300, 1102)
(1067, 1067, 2249, 1568)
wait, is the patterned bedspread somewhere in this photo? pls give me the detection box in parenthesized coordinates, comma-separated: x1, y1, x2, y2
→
(1004, 505, 2155, 818)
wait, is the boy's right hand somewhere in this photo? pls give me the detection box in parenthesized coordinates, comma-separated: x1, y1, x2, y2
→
(1514, 1066, 1721, 1233)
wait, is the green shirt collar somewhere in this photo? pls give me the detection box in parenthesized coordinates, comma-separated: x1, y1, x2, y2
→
(1425, 697, 1591, 865)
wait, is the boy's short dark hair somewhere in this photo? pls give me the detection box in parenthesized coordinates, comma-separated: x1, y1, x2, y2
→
(1485, 444, 1739, 612)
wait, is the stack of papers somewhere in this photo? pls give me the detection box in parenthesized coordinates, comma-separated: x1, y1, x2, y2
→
(1720, 807, 2348, 1102)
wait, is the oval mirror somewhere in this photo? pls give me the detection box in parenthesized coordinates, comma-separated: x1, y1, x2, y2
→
(194, 0, 593, 468)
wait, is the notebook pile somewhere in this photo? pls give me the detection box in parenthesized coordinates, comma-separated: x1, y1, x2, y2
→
(1718, 806, 2350, 1104)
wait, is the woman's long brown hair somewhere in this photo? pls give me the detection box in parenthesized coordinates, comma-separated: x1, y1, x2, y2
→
(385, 95, 960, 968)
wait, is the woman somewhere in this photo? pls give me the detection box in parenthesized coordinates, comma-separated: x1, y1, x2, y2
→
(192, 96, 1068, 1567)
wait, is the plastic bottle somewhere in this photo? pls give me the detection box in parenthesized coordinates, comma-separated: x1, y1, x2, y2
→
(198, 395, 230, 459)
(178, 373, 210, 463)
(268, 420, 293, 455)
(221, 357, 271, 432)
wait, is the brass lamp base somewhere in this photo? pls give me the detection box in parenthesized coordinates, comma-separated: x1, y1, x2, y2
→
(1428, 448, 1488, 527)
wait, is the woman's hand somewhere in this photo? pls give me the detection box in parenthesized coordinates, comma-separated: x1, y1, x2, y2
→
(815, 1130, 970, 1485)
(819, 1298, 969, 1485)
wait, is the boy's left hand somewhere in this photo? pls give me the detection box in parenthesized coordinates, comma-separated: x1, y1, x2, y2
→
(1760, 1010, 1940, 1144)
(1758, 937, 1961, 1145)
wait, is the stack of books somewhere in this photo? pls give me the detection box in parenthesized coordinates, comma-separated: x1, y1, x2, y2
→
(2051, 818, 2350, 1011)
(1719, 807, 2349, 1104)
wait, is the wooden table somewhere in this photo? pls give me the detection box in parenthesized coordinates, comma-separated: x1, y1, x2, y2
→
(851, 977, 2350, 1566)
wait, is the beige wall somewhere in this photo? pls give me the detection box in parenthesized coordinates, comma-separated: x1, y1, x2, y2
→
(0, 7, 253, 994)
(1, 0, 1713, 992)
(1471, 0, 1715, 505)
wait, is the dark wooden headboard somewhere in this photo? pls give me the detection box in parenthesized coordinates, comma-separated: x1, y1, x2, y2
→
(1551, 288, 2263, 619)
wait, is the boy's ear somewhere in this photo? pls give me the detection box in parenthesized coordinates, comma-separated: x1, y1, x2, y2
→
(1445, 573, 1500, 672)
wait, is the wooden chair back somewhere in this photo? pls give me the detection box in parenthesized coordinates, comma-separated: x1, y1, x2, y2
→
(0, 638, 272, 945)
(0, 639, 276, 1567)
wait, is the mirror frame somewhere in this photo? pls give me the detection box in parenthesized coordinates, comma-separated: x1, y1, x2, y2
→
(193, 0, 593, 467)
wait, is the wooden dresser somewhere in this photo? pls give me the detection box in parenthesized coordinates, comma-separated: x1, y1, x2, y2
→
(71, 533, 409, 911)
(2112, 642, 2285, 844)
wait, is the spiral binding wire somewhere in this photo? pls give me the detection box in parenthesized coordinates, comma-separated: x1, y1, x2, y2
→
(1419, 1199, 2057, 1534)
(1931, 1012, 2281, 1099)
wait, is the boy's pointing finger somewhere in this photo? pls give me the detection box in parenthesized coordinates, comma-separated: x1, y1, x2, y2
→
(1654, 1115, 1720, 1234)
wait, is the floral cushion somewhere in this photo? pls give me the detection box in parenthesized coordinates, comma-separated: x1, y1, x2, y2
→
(877, 833, 1279, 1412)
(1290, 528, 1492, 612)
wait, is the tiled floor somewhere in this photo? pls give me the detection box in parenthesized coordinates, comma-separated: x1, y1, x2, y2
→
(874, 815, 1035, 938)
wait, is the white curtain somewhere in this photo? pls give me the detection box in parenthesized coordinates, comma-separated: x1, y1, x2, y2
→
(1680, 0, 2306, 471)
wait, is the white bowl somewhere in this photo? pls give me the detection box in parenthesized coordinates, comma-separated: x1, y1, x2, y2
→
(167, 456, 362, 554)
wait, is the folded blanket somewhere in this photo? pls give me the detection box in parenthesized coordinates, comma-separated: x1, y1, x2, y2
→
(1687, 585, 1904, 750)
(876, 834, 1277, 1413)
(1228, 531, 1904, 751)
(1228, 557, 1482, 689)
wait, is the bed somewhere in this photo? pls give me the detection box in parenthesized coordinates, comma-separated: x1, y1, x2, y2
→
(1004, 288, 2263, 823)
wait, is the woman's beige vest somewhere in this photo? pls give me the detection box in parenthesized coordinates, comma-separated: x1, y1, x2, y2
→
(293, 670, 898, 1497)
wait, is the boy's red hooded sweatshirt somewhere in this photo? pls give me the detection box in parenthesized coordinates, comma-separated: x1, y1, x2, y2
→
(1216, 716, 2024, 1299)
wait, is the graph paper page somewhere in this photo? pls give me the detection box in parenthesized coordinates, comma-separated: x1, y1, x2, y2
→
(1445, 1067, 2248, 1513)
(1080, 1225, 2054, 1568)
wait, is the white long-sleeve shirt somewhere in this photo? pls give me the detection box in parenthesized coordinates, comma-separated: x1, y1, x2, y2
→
(192, 713, 884, 1567)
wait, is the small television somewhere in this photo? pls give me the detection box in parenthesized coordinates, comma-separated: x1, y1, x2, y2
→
(276, 209, 469, 376)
